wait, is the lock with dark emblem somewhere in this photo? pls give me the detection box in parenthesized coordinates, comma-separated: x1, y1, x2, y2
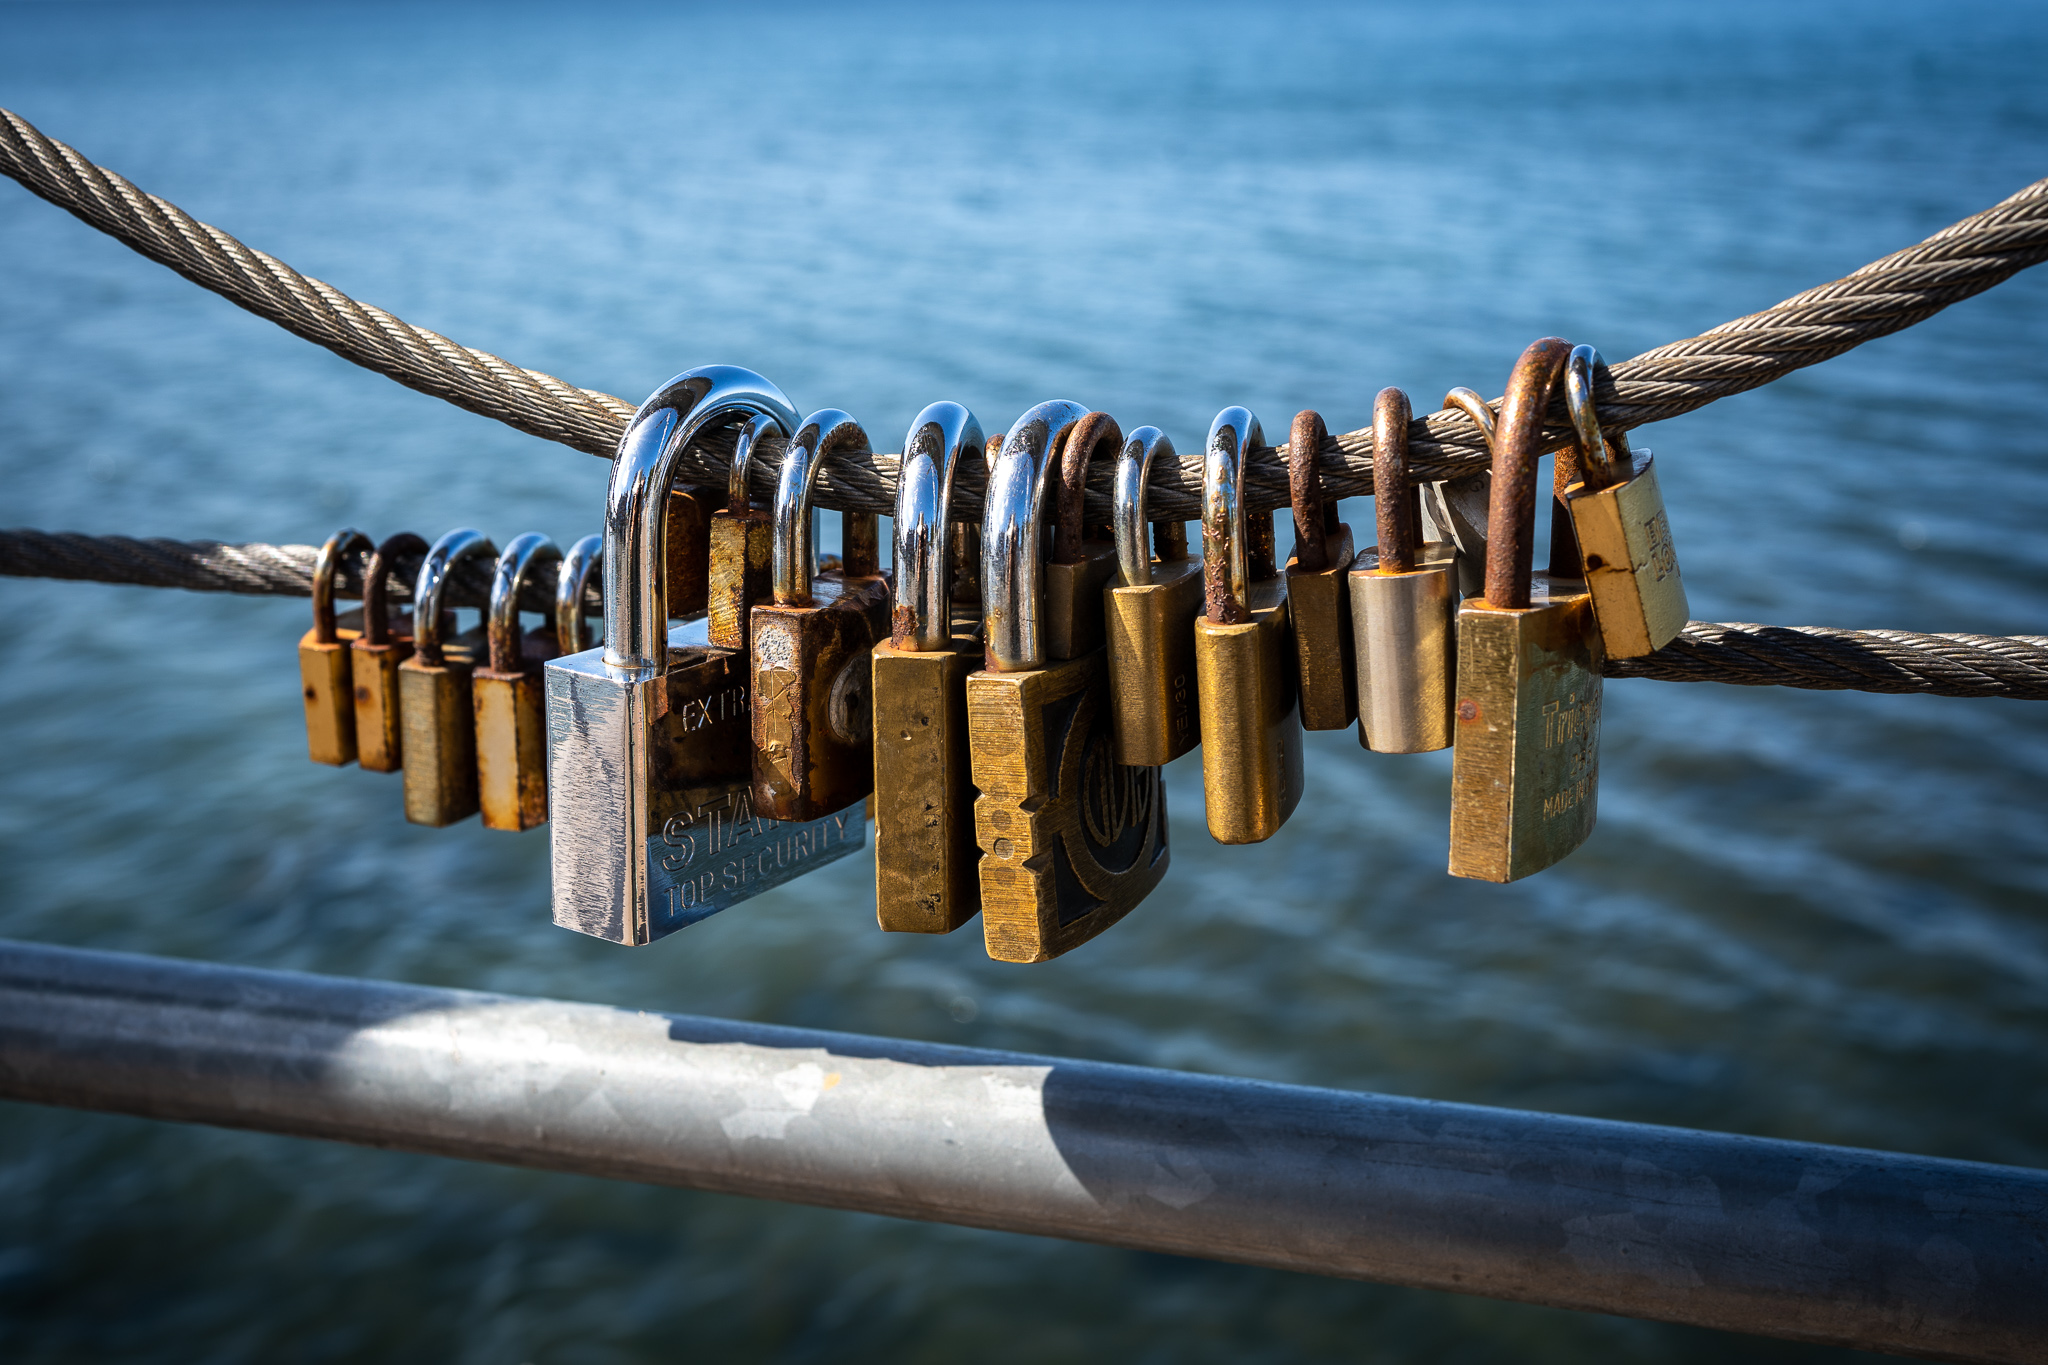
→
(1102, 425, 1203, 766)
(298, 528, 371, 766)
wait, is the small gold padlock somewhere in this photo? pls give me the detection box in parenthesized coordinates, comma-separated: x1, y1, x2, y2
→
(1103, 426, 1202, 766)
(1448, 337, 1604, 883)
(1560, 343, 1688, 658)
(1348, 387, 1459, 754)
(872, 401, 986, 934)
(1283, 410, 1357, 732)
(969, 400, 1169, 963)
(350, 531, 425, 774)
(474, 532, 563, 832)
(708, 413, 786, 652)
(750, 409, 891, 822)
(298, 528, 372, 766)
(399, 528, 497, 827)
(554, 533, 602, 656)
(1194, 406, 1304, 844)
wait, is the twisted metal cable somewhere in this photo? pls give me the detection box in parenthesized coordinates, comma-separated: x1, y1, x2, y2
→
(6, 107, 2046, 524)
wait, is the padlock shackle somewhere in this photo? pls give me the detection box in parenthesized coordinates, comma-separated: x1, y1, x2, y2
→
(1442, 387, 1498, 452)
(1371, 388, 1416, 573)
(1202, 406, 1265, 625)
(361, 532, 427, 646)
(555, 533, 603, 656)
(311, 528, 373, 644)
(726, 413, 779, 514)
(602, 366, 798, 674)
(1484, 337, 1574, 610)
(773, 409, 873, 607)
(1054, 412, 1122, 566)
(1113, 426, 1176, 588)
(1287, 410, 1333, 573)
(413, 528, 498, 666)
(892, 401, 984, 651)
(1565, 344, 1632, 491)
(981, 400, 1089, 671)
(486, 532, 563, 675)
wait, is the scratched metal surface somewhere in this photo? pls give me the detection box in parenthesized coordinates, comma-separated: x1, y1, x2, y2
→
(0, 2, 2045, 1361)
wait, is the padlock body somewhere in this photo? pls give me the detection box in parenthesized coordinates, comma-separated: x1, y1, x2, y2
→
(1564, 450, 1687, 659)
(967, 651, 1168, 963)
(399, 657, 479, 826)
(1285, 524, 1358, 732)
(1194, 584, 1305, 845)
(1448, 578, 1602, 882)
(1349, 541, 1458, 754)
(298, 625, 359, 766)
(475, 669, 547, 832)
(1044, 542, 1120, 662)
(664, 486, 715, 620)
(750, 573, 891, 822)
(1103, 557, 1203, 767)
(547, 638, 866, 946)
(871, 634, 981, 933)
(707, 507, 773, 652)
(350, 627, 413, 774)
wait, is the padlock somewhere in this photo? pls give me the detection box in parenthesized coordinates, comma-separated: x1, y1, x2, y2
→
(749, 409, 892, 822)
(547, 366, 864, 946)
(1283, 410, 1358, 731)
(298, 528, 372, 766)
(1194, 406, 1304, 844)
(871, 400, 986, 933)
(555, 532, 602, 655)
(968, 400, 1169, 963)
(1044, 411, 1124, 660)
(1102, 425, 1202, 766)
(399, 528, 497, 826)
(1448, 337, 1604, 883)
(707, 413, 786, 652)
(1560, 343, 1688, 658)
(350, 531, 426, 774)
(474, 532, 563, 832)
(1348, 386, 1459, 753)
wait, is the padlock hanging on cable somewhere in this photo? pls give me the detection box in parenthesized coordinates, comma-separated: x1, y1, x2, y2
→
(707, 415, 779, 653)
(474, 532, 562, 833)
(1103, 425, 1203, 767)
(399, 528, 497, 827)
(298, 528, 371, 767)
(351, 531, 426, 775)
(1284, 410, 1359, 732)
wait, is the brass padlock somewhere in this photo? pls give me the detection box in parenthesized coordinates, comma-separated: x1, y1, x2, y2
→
(399, 528, 497, 826)
(749, 409, 892, 822)
(1348, 387, 1459, 753)
(1103, 425, 1202, 766)
(298, 528, 372, 766)
(1194, 406, 1304, 844)
(872, 400, 986, 934)
(548, 365, 864, 946)
(1044, 411, 1123, 660)
(1283, 410, 1357, 731)
(969, 400, 1170, 963)
(350, 531, 426, 774)
(555, 532, 602, 655)
(475, 532, 563, 832)
(1448, 337, 1604, 883)
(707, 413, 786, 652)
(1560, 343, 1688, 658)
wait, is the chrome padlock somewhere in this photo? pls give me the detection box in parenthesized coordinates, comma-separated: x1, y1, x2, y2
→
(399, 528, 496, 826)
(1560, 343, 1688, 658)
(968, 400, 1170, 963)
(707, 414, 786, 652)
(555, 533, 602, 655)
(1194, 406, 1304, 844)
(547, 366, 863, 946)
(872, 401, 986, 933)
(475, 532, 562, 832)
(351, 531, 426, 774)
(298, 528, 371, 766)
(1349, 386, 1459, 753)
(749, 410, 892, 822)
(1449, 337, 1603, 882)
(1103, 425, 1202, 766)
(1283, 410, 1357, 731)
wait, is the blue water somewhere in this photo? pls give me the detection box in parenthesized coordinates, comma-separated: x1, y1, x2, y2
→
(2, 1, 2046, 1359)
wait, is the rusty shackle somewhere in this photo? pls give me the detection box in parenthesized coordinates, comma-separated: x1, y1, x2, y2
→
(1485, 337, 1574, 609)
(1371, 389, 1420, 574)
(1054, 411, 1122, 565)
(1287, 410, 1340, 572)
(311, 528, 373, 644)
(360, 531, 428, 646)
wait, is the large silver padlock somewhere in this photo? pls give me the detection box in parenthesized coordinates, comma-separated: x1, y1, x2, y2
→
(546, 366, 865, 947)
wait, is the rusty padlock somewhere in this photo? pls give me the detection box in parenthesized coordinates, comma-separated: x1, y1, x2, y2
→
(1103, 425, 1203, 766)
(399, 528, 497, 826)
(707, 412, 788, 652)
(350, 531, 426, 774)
(474, 532, 562, 832)
(1283, 410, 1357, 731)
(298, 528, 371, 766)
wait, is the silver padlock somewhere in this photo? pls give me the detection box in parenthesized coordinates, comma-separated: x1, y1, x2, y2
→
(546, 365, 865, 947)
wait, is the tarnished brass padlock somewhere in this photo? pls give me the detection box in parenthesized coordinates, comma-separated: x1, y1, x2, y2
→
(969, 400, 1169, 963)
(350, 531, 425, 774)
(1283, 410, 1357, 731)
(1560, 343, 1688, 658)
(474, 532, 563, 832)
(1103, 426, 1202, 766)
(707, 413, 786, 652)
(298, 528, 371, 766)
(554, 533, 602, 655)
(399, 528, 497, 826)
(1194, 406, 1304, 844)
(547, 365, 863, 946)
(750, 410, 892, 822)
(872, 401, 986, 933)
(1044, 411, 1123, 660)
(1348, 387, 1459, 754)
(1449, 337, 1603, 883)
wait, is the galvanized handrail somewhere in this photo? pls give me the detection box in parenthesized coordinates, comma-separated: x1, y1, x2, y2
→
(0, 939, 2040, 1361)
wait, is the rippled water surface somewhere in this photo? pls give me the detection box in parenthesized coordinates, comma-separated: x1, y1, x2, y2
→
(1, 2, 2046, 1360)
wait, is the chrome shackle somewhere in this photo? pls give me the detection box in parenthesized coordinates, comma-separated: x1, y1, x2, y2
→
(981, 399, 1089, 672)
(1113, 426, 1176, 589)
(893, 401, 985, 650)
(413, 528, 497, 665)
(1564, 344, 1631, 489)
(1202, 406, 1264, 623)
(554, 533, 603, 656)
(773, 409, 873, 606)
(487, 532, 562, 675)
